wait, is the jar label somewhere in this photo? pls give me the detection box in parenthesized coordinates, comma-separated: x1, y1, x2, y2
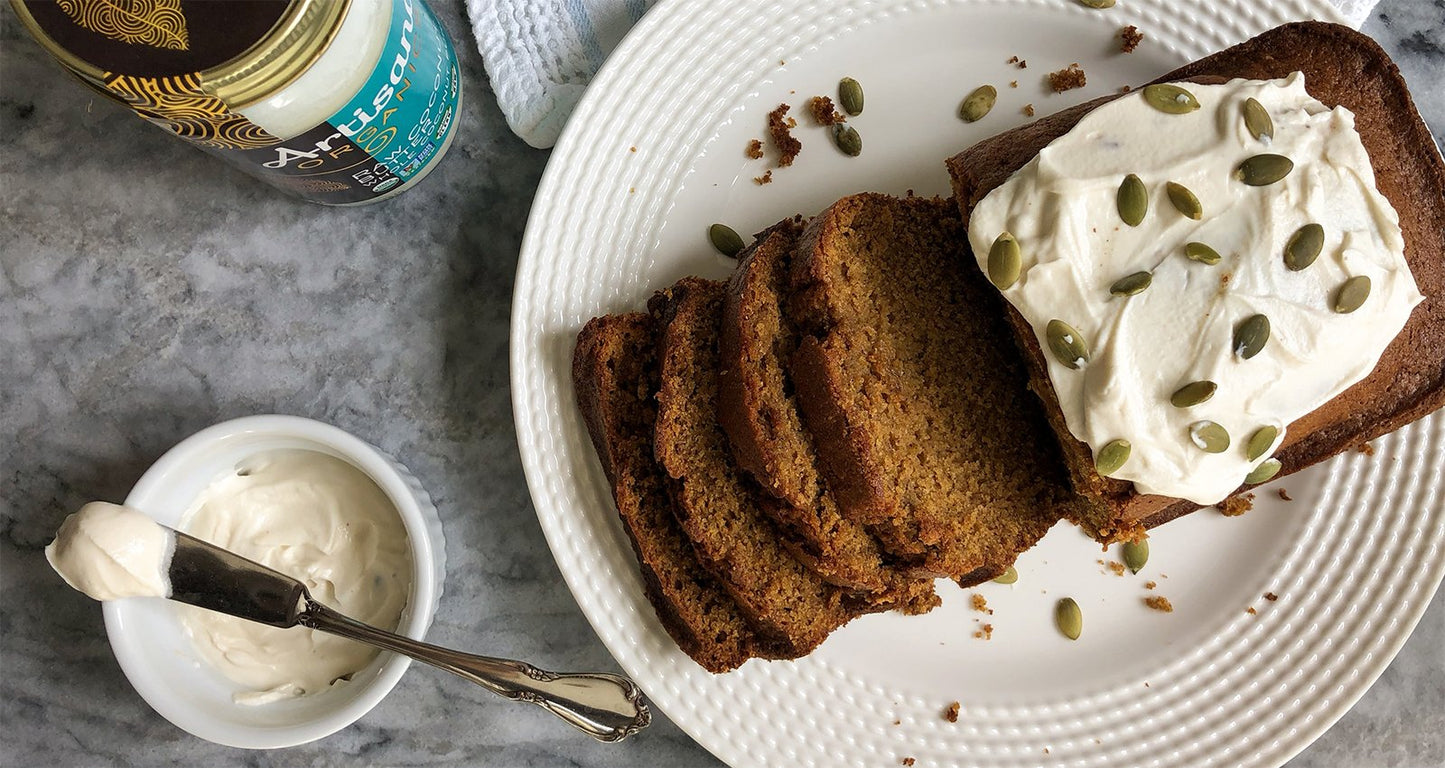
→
(227, 0, 461, 203)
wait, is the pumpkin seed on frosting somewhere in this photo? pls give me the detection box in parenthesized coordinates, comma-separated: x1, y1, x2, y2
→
(1109, 271, 1152, 296)
(1284, 223, 1324, 271)
(1235, 153, 1294, 186)
(1117, 173, 1148, 226)
(1184, 242, 1222, 265)
(1242, 97, 1274, 142)
(1246, 425, 1279, 462)
(1166, 181, 1203, 219)
(1233, 314, 1270, 360)
(1334, 275, 1372, 313)
(1245, 458, 1282, 485)
(1189, 421, 1230, 453)
(1171, 380, 1218, 408)
(988, 232, 1022, 289)
(1045, 319, 1090, 369)
(1095, 439, 1132, 476)
(1142, 83, 1199, 114)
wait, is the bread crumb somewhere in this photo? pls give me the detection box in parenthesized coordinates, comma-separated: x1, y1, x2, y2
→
(753, 170, 773, 185)
(944, 701, 960, 722)
(1006, 55, 1028, 69)
(1022, 103, 1035, 117)
(893, 719, 902, 726)
(745, 139, 764, 159)
(1048, 63, 1087, 93)
(1120, 25, 1144, 53)
(970, 593, 990, 613)
(767, 104, 801, 167)
(1277, 488, 1293, 501)
(973, 623, 994, 640)
(1264, 592, 1279, 602)
(1356, 441, 1376, 455)
(1106, 560, 1126, 576)
(1217, 492, 1255, 517)
(901, 758, 916, 766)
(1144, 596, 1174, 613)
(1246, 606, 1257, 615)
(808, 95, 846, 125)
(1009, 80, 1018, 88)
(1144, 580, 1157, 590)
(1119, 85, 1132, 93)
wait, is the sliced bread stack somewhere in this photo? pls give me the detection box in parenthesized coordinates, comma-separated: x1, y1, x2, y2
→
(575, 193, 1082, 672)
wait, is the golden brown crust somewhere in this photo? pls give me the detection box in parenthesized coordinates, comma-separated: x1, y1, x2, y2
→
(949, 21, 1445, 537)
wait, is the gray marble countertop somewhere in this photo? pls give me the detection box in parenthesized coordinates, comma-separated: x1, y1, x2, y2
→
(3, 1, 1441, 766)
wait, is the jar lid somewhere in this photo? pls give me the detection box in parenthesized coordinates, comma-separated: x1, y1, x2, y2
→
(11, 0, 349, 109)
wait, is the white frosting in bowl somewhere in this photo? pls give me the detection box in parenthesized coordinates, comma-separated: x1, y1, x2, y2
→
(968, 74, 1423, 504)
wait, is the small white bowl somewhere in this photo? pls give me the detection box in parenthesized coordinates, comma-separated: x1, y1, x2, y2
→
(103, 415, 446, 749)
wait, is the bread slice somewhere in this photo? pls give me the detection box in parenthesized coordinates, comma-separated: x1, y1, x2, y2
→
(786, 193, 1083, 582)
(573, 313, 782, 672)
(947, 21, 1445, 542)
(718, 218, 941, 608)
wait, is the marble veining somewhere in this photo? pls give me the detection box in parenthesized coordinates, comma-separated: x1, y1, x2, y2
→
(1, 1, 1440, 766)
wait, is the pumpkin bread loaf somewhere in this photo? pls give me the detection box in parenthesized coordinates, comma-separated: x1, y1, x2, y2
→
(718, 219, 940, 608)
(947, 21, 1445, 542)
(786, 194, 1090, 583)
(573, 313, 783, 673)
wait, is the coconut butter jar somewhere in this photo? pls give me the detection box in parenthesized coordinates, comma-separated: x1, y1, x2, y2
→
(11, 0, 462, 205)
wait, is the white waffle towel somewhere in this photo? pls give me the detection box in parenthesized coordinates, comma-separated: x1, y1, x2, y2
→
(465, 0, 1380, 149)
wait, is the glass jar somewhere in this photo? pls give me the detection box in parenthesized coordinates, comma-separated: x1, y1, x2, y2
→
(11, 0, 462, 205)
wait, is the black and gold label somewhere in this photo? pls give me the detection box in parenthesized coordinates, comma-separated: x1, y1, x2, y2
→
(104, 73, 277, 150)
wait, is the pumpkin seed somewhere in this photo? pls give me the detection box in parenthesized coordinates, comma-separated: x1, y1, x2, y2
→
(1121, 539, 1149, 574)
(1334, 275, 1371, 313)
(1245, 458, 1282, 485)
(838, 77, 864, 116)
(959, 85, 998, 123)
(1055, 597, 1083, 640)
(1246, 425, 1279, 462)
(1189, 421, 1230, 453)
(1171, 380, 1218, 408)
(708, 223, 744, 257)
(1235, 153, 1293, 186)
(1243, 97, 1273, 142)
(1284, 223, 1324, 271)
(1045, 319, 1090, 370)
(1166, 182, 1202, 219)
(1184, 242, 1222, 265)
(1076, 0, 1116, 7)
(1233, 314, 1270, 360)
(992, 565, 1019, 584)
(1095, 439, 1132, 476)
(832, 123, 862, 156)
(1142, 84, 1200, 114)
(1109, 271, 1152, 296)
(1117, 174, 1148, 226)
(988, 232, 1022, 290)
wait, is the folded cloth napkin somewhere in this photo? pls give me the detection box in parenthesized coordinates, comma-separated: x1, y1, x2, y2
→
(467, 0, 1379, 149)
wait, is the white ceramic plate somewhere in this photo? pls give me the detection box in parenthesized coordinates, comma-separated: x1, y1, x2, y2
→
(511, 1, 1445, 766)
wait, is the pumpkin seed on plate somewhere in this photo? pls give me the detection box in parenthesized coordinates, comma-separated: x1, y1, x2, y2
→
(1076, 0, 1115, 7)
(838, 77, 864, 116)
(1166, 181, 1202, 219)
(1245, 458, 1282, 485)
(708, 223, 745, 257)
(1046, 319, 1090, 369)
(1189, 420, 1230, 453)
(1171, 380, 1217, 408)
(1284, 223, 1324, 271)
(1184, 242, 1222, 265)
(1117, 174, 1148, 226)
(1243, 97, 1274, 142)
(992, 565, 1018, 584)
(959, 85, 998, 123)
(1233, 314, 1270, 359)
(1055, 598, 1083, 640)
(832, 123, 862, 156)
(1335, 275, 1371, 313)
(1246, 425, 1279, 462)
(1121, 539, 1149, 574)
(1142, 84, 1200, 114)
(1095, 439, 1132, 476)
(1109, 271, 1152, 296)
(988, 232, 1022, 289)
(1235, 153, 1293, 186)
